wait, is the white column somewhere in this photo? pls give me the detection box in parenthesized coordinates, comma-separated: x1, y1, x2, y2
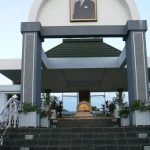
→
(0, 93, 8, 112)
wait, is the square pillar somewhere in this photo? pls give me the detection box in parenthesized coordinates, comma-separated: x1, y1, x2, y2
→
(125, 21, 149, 104)
(21, 22, 42, 105)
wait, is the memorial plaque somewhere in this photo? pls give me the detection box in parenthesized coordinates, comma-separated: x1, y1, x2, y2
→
(144, 146, 150, 150)
(139, 133, 147, 139)
(20, 147, 29, 150)
(25, 135, 34, 140)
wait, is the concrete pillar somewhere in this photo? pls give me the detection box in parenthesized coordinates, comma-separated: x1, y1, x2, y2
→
(0, 93, 8, 112)
(21, 22, 42, 105)
(125, 21, 149, 104)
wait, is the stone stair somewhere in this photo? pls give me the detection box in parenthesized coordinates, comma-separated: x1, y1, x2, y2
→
(1, 118, 150, 150)
(57, 118, 114, 127)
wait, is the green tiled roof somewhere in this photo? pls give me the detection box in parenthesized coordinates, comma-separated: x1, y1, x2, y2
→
(46, 39, 121, 58)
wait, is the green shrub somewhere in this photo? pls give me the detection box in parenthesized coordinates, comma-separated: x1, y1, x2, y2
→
(130, 100, 147, 111)
(19, 102, 41, 114)
(108, 101, 116, 113)
(119, 107, 129, 118)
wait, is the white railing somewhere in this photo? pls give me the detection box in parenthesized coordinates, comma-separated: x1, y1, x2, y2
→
(0, 95, 20, 146)
(0, 95, 20, 129)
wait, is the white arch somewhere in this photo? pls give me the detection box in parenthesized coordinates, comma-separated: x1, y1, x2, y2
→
(28, 0, 140, 26)
(120, 0, 140, 19)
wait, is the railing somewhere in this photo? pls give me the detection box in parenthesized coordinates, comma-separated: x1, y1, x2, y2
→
(0, 95, 20, 146)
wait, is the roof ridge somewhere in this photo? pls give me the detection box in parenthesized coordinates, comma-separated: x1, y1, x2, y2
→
(63, 38, 103, 43)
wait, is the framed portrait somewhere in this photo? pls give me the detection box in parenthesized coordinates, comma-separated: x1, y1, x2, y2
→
(70, 0, 97, 22)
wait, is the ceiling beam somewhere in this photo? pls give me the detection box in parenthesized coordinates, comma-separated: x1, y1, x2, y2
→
(0, 85, 21, 94)
(118, 47, 127, 67)
(21, 20, 147, 38)
(47, 57, 119, 69)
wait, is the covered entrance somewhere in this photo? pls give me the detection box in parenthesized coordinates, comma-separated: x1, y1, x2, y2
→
(42, 38, 126, 92)
(20, 20, 149, 106)
(1, 1, 150, 149)
(0, 0, 149, 114)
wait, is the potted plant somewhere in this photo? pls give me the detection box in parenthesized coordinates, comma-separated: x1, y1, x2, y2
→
(108, 101, 116, 117)
(108, 100, 126, 126)
(40, 93, 51, 127)
(56, 101, 63, 118)
(113, 91, 126, 119)
(40, 94, 60, 127)
(19, 102, 40, 127)
(49, 96, 61, 119)
(130, 100, 150, 126)
(119, 107, 130, 126)
(40, 108, 52, 128)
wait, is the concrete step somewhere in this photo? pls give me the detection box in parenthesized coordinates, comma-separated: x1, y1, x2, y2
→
(2, 122, 150, 150)
(3, 136, 150, 145)
(5, 126, 150, 134)
(2, 145, 144, 150)
(56, 118, 114, 127)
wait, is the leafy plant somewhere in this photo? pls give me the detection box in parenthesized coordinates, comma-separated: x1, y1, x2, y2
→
(19, 102, 41, 114)
(130, 100, 147, 111)
(40, 108, 52, 120)
(50, 96, 59, 110)
(42, 94, 59, 110)
(41, 94, 62, 118)
(113, 91, 125, 109)
(146, 105, 150, 111)
(55, 101, 63, 117)
(108, 101, 116, 113)
(40, 110, 47, 118)
(92, 106, 99, 111)
(119, 107, 130, 118)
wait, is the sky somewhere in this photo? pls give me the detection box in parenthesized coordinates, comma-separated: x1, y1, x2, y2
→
(0, 0, 150, 109)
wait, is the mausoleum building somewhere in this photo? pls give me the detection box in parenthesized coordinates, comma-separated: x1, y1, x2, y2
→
(1, 1, 150, 149)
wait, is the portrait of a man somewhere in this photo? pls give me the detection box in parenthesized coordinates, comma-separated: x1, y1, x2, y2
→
(70, 0, 97, 21)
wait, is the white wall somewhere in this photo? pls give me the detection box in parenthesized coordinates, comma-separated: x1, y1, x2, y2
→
(28, 0, 140, 26)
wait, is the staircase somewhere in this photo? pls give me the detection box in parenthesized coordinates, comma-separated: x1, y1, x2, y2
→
(57, 118, 114, 127)
(1, 118, 150, 150)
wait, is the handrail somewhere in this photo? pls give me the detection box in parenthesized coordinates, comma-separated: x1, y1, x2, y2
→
(0, 96, 21, 128)
(0, 95, 21, 146)
(0, 98, 13, 115)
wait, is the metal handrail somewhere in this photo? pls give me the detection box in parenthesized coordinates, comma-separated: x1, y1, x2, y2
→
(0, 95, 21, 146)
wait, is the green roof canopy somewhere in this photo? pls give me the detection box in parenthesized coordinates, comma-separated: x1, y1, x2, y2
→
(46, 39, 121, 58)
